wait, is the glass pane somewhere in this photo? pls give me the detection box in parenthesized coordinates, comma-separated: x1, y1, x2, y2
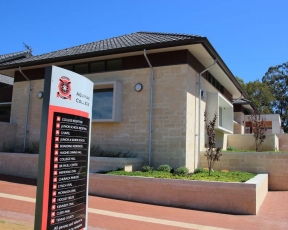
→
(90, 62, 105, 73)
(219, 107, 222, 127)
(107, 59, 122, 71)
(92, 88, 113, 119)
(74, 63, 89, 74)
(62, 65, 73, 71)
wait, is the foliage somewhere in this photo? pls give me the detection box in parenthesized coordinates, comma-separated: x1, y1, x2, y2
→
(262, 62, 288, 132)
(227, 146, 238, 151)
(157, 164, 172, 172)
(174, 167, 189, 176)
(243, 80, 275, 114)
(204, 112, 222, 176)
(142, 165, 153, 172)
(194, 168, 206, 174)
(248, 110, 267, 151)
(106, 169, 255, 183)
(3, 142, 39, 154)
(90, 146, 136, 158)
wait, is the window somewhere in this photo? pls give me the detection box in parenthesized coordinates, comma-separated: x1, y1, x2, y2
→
(59, 58, 123, 74)
(207, 72, 224, 94)
(90, 61, 105, 73)
(219, 107, 222, 127)
(92, 81, 122, 122)
(74, 63, 88, 74)
(107, 59, 122, 71)
(92, 88, 113, 119)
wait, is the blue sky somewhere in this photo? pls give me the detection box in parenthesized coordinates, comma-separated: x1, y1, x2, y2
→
(1, 0, 287, 83)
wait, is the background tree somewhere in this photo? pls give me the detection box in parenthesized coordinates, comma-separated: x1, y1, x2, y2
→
(262, 62, 288, 132)
(236, 77, 275, 114)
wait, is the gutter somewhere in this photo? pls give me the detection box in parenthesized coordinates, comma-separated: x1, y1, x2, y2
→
(197, 59, 218, 169)
(143, 49, 154, 166)
(19, 66, 31, 151)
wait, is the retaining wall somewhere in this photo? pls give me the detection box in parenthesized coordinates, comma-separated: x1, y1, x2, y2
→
(227, 134, 278, 151)
(201, 152, 288, 190)
(0, 153, 143, 179)
(0, 122, 17, 151)
(89, 173, 268, 215)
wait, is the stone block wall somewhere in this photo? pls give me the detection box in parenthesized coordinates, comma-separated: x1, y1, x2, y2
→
(227, 134, 278, 151)
(200, 152, 288, 190)
(10, 80, 44, 145)
(0, 122, 17, 151)
(89, 173, 268, 215)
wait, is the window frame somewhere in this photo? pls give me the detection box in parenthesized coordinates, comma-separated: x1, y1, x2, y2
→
(92, 81, 122, 122)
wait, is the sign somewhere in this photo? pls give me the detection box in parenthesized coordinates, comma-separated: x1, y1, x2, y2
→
(35, 66, 93, 230)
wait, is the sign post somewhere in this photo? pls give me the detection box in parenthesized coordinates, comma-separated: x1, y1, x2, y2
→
(34, 66, 93, 230)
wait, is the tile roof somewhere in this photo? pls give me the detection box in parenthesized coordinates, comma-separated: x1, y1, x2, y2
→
(0, 32, 203, 67)
(0, 50, 32, 64)
(0, 74, 13, 87)
(232, 98, 252, 105)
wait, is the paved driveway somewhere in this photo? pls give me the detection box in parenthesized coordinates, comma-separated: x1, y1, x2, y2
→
(0, 175, 287, 230)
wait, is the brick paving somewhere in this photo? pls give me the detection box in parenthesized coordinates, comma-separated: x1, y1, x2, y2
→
(0, 175, 287, 230)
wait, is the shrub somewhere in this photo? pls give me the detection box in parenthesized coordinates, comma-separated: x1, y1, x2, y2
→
(227, 146, 237, 151)
(157, 164, 172, 172)
(142, 165, 153, 172)
(194, 168, 206, 174)
(174, 167, 189, 176)
(248, 110, 267, 151)
(204, 111, 222, 176)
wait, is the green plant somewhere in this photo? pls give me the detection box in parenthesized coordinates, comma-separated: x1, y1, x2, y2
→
(194, 167, 206, 174)
(174, 167, 189, 176)
(142, 165, 153, 172)
(157, 164, 172, 172)
(3, 142, 39, 154)
(106, 169, 256, 183)
(204, 112, 222, 176)
(90, 146, 136, 158)
(227, 146, 237, 151)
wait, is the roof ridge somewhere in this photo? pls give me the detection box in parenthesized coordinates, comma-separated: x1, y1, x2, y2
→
(135, 31, 203, 38)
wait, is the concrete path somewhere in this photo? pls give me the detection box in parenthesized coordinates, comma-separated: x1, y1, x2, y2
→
(0, 175, 287, 230)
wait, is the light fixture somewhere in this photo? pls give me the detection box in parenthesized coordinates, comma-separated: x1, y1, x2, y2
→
(134, 83, 143, 92)
(37, 91, 44, 99)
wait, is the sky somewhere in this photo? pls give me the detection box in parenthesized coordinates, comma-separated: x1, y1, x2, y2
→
(1, 0, 287, 83)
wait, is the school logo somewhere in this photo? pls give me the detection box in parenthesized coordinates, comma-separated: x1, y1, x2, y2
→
(57, 76, 71, 100)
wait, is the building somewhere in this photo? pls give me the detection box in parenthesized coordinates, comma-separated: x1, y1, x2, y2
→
(0, 32, 252, 170)
(0, 50, 32, 122)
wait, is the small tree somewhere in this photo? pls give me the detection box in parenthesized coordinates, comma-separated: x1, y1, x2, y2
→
(204, 111, 222, 176)
(248, 111, 267, 151)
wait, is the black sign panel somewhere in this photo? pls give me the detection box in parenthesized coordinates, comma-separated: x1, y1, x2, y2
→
(47, 112, 89, 230)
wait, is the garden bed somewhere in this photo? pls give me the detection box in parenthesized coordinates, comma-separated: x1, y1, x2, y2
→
(89, 173, 268, 215)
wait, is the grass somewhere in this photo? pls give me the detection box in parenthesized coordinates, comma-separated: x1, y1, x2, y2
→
(106, 169, 256, 182)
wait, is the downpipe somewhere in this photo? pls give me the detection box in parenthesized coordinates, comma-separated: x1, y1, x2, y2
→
(197, 59, 218, 168)
(19, 66, 31, 151)
(144, 49, 154, 166)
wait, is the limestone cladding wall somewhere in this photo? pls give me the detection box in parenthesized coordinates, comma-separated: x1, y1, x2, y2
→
(0, 153, 144, 178)
(0, 153, 38, 178)
(227, 134, 278, 151)
(276, 134, 288, 151)
(200, 152, 288, 190)
(10, 80, 44, 145)
(0, 122, 17, 151)
(90, 157, 144, 172)
(86, 65, 189, 169)
(89, 173, 268, 215)
(8, 64, 224, 171)
(234, 112, 245, 134)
